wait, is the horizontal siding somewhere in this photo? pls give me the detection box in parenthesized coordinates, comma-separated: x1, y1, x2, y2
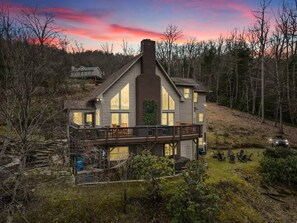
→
(100, 60, 141, 127)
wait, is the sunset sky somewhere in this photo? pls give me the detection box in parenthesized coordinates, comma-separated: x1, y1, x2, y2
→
(3, 0, 279, 52)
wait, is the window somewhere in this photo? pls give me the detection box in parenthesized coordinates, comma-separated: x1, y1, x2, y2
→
(73, 112, 82, 125)
(121, 84, 129, 109)
(164, 144, 177, 156)
(96, 109, 100, 126)
(198, 113, 204, 122)
(184, 88, 190, 99)
(111, 113, 129, 127)
(198, 137, 203, 146)
(162, 113, 174, 126)
(110, 147, 129, 161)
(194, 92, 198, 103)
(111, 93, 119, 110)
(162, 86, 169, 110)
(110, 84, 129, 127)
(162, 86, 175, 125)
(110, 84, 129, 110)
(162, 86, 175, 110)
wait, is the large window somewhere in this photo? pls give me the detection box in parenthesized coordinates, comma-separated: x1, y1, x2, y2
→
(164, 144, 177, 156)
(162, 86, 175, 126)
(184, 88, 190, 99)
(162, 113, 174, 126)
(110, 84, 129, 127)
(110, 147, 129, 161)
(111, 113, 129, 127)
(73, 112, 83, 125)
(111, 84, 129, 110)
(194, 92, 198, 103)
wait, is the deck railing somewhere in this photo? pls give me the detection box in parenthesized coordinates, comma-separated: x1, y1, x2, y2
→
(69, 124, 202, 144)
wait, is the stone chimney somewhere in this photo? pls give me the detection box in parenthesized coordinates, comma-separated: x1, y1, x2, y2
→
(136, 39, 161, 125)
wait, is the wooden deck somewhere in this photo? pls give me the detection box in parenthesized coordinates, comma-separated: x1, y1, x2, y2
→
(69, 124, 202, 146)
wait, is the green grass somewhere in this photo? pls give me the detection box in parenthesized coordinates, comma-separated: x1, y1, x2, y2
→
(206, 148, 265, 223)
(18, 148, 266, 223)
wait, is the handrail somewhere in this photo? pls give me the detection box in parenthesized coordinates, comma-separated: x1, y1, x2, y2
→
(69, 124, 202, 142)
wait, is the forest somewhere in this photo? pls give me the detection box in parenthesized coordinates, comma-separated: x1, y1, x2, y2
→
(72, 0, 297, 132)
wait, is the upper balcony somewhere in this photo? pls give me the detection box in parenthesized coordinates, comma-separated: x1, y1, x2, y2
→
(69, 124, 202, 146)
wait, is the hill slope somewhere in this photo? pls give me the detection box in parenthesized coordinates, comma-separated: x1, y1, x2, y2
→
(206, 103, 297, 148)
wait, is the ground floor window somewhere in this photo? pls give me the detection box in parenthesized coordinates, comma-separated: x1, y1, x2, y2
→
(198, 137, 203, 146)
(164, 143, 177, 156)
(162, 112, 174, 126)
(110, 146, 129, 161)
(111, 113, 129, 127)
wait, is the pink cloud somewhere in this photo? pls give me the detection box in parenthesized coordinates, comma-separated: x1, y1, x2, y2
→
(110, 24, 163, 39)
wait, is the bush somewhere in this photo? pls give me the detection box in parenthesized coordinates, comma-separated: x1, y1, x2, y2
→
(167, 159, 219, 223)
(260, 147, 297, 188)
(130, 150, 174, 200)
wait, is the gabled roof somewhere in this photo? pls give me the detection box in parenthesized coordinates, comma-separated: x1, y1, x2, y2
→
(171, 77, 210, 93)
(87, 54, 143, 101)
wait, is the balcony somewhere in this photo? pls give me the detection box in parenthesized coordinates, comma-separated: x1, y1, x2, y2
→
(69, 124, 202, 146)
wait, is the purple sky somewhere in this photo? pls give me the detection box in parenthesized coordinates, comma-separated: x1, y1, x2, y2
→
(2, 0, 279, 52)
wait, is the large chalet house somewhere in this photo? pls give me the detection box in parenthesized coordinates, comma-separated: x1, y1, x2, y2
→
(65, 39, 208, 169)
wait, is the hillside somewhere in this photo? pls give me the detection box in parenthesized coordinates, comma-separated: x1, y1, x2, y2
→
(4, 103, 297, 223)
(206, 103, 297, 148)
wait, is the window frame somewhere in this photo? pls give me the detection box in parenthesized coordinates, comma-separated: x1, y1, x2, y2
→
(183, 88, 190, 99)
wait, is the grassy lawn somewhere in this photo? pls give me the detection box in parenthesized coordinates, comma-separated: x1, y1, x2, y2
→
(206, 148, 264, 184)
(18, 148, 266, 223)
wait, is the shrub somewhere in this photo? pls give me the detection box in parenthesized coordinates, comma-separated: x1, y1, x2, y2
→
(167, 159, 219, 223)
(260, 147, 297, 188)
(130, 150, 174, 200)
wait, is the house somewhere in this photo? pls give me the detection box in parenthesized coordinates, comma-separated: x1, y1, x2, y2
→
(65, 39, 208, 171)
(70, 66, 103, 83)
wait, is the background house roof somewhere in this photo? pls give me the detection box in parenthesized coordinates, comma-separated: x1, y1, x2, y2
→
(171, 77, 210, 93)
(71, 66, 103, 78)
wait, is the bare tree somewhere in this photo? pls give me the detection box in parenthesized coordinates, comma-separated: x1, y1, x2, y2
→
(0, 8, 66, 222)
(252, 0, 271, 122)
(101, 42, 113, 54)
(161, 24, 183, 76)
(121, 39, 135, 56)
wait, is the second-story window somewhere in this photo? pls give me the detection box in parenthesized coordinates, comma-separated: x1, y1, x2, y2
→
(194, 92, 198, 103)
(184, 88, 190, 99)
(96, 109, 100, 126)
(162, 86, 175, 125)
(73, 112, 82, 125)
(110, 84, 130, 127)
(111, 83, 129, 110)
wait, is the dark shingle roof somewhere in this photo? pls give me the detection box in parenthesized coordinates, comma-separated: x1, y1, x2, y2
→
(171, 77, 210, 93)
(87, 54, 142, 101)
(64, 100, 95, 110)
